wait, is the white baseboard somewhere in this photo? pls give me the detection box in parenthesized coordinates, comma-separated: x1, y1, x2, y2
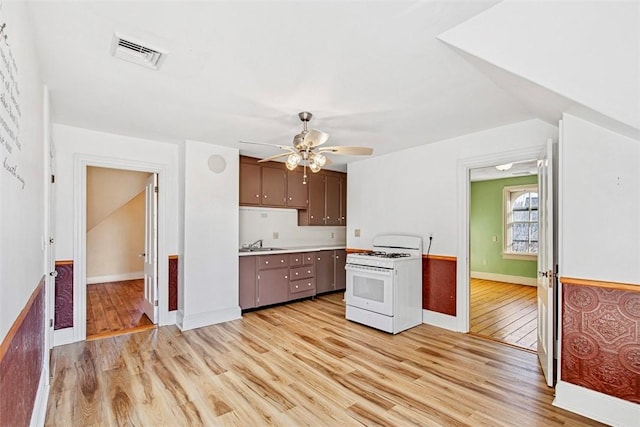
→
(470, 271, 537, 286)
(422, 309, 459, 331)
(87, 271, 144, 285)
(53, 327, 75, 347)
(554, 380, 640, 426)
(177, 306, 241, 331)
(164, 310, 177, 326)
(30, 368, 49, 427)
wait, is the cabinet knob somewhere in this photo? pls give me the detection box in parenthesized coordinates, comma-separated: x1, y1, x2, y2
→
(289, 197, 292, 200)
(307, 270, 311, 274)
(317, 258, 320, 261)
(255, 194, 259, 198)
(280, 259, 284, 263)
(265, 261, 269, 264)
(307, 282, 311, 287)
(264, 195, 267, 198)
(285, 275, 288, 279)
(327, 216, 330, 219)
(295, 285, 299, 289)
(310, 215, 314, 219)
(295, 272, 299, 276)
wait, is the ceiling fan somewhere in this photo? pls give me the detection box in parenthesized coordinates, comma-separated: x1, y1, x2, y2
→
(240, 111, 373, 182)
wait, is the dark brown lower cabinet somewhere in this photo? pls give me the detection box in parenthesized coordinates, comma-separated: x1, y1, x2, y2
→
(239, 256, 257, 310)
(240, 249, 345, 310)
(315, 249, 347, 294)
(257, 267, 289, 306)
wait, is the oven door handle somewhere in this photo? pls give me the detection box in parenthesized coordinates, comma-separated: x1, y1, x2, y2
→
(345, 264, 394, 276)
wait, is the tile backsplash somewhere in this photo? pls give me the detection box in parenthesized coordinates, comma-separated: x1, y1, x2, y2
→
(239, 207, 346, 248)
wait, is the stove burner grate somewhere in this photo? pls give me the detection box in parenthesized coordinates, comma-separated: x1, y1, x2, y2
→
(363, 251, 411, 259)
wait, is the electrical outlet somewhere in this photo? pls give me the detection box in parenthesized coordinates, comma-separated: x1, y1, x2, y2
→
(491, 235, 497, 242)
(354, 229, 361, 237)
(273, 232, 279, 239)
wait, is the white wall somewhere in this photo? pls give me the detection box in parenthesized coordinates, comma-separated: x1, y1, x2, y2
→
(53, 124, 180, 259)
(560, 114, 640, 284)
(239, 207, 346, 248)
(178, 140, 240, 330)
(347, 119, 558, 254)
(87, 191, 145, 282)
(438, 0, 640, 130)
(0, 1, 45, 339)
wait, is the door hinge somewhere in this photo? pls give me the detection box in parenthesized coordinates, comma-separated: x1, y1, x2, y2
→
(49, 319, 53, 327)
(154, 300, 158, 307)
(154, 186, 158, 193)
(51, 174, 55, 184)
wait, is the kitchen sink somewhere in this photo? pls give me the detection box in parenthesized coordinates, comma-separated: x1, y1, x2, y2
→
(239, 247, 284, 252)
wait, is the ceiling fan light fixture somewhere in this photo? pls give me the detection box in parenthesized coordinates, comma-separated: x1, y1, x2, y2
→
(309, 162, 321, 173)
(311, 153, 327, 167)
(286, 153, 302, 170)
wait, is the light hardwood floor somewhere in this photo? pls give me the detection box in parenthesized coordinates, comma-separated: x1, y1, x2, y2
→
(46, 293, 602, 426)
(470, 278, 537, 351)
(86, 280, 154, 340)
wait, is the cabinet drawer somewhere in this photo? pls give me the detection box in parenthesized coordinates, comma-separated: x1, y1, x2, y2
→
(303, 253, 314, 265)
(289, 278, 315, 295)
(289, 253, 304, 267)
(258, 254, 289, 269)
(290, 265, 314, 280)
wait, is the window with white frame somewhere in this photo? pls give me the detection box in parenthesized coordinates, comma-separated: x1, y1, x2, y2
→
(503, 185, 538, 258)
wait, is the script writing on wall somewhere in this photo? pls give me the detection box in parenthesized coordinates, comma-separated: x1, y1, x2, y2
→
(0, 2, 24, 190)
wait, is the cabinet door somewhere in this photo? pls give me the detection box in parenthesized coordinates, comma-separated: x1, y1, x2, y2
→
(325, 176, 341, 226)
(257, 267, 289, 306)
(339, 175, 347, 225)
(287, 170, 308, 208)
(239, 163, 261, 205)
(239, 256, 257, 309)
(315, 250, 335, 293)
(261, 166, 287, 207)
(307, 174, 326, 225)
(334, 250, 347, 291)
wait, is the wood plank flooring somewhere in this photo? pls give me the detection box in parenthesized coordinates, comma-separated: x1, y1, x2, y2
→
(470, 278, 537, 351)
(47, 293, 602, 426)
(86, 280, 154, 340)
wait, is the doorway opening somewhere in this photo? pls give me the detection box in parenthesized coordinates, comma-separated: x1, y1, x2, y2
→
(85, 166, 157, 340)
(468, 160, 539, 351)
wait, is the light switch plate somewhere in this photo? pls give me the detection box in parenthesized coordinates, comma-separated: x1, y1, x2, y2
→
(354, 229, 361, 237)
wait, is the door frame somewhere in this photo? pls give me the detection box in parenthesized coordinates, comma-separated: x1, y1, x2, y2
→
(72, 154, 168, 342)
(456, 145, 544, 332)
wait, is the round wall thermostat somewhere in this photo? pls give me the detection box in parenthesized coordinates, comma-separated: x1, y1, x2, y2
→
(207, 155, 226, 173)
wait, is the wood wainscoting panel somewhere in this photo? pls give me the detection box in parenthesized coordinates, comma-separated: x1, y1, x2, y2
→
(561, 279, 640, 403)
(168, 255, 178, 311)
(423, 255, 457, 316)
(0, 278, 45, 427)
(54, 260, 73, 329)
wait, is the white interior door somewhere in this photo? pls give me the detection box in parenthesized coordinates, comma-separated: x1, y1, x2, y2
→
(143, 174, 158, 323)
(537, 138, 555, 387)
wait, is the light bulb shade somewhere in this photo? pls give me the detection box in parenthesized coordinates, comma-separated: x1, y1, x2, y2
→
(309, 162, 321, 173)
(286, 153, 302, 169)
(495, 163, 513, 171)
(312, 153, 327, 167)
(285, 161, 297, 171)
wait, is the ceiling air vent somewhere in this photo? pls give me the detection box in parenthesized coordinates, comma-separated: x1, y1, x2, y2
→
(110, 33, 167, 70)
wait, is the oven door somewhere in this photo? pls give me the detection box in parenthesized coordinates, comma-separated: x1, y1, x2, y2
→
(345, 263, 394, 316)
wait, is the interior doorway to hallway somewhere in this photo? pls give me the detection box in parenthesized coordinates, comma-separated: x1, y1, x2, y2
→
(468, 160, 539, 351)
(85, 166, 157, 339)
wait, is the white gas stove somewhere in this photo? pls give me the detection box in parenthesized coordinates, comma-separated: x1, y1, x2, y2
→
(345, 234, 423, 334)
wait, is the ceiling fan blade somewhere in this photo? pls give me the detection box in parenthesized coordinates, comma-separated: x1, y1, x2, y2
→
(239, 140, 295, 152)
(258, 152, 292, 163)
(303, 129, 330, 148)
(317, 146, 373, 156)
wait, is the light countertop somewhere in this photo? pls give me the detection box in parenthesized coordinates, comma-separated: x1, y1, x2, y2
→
(238, 245, 346, 256)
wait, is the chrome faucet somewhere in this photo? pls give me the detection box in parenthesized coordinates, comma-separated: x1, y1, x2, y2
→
(248, 239, 263, 249)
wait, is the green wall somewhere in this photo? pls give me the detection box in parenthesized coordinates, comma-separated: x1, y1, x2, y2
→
(470, 175, 538, 278)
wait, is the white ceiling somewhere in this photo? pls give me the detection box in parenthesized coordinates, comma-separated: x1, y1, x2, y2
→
(26, 1, 546, 170)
